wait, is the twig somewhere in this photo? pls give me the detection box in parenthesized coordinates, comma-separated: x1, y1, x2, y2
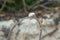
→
(28, 0, 51, 11)
(34, 14, 42, 40)
(28, 0, 40, 10)
(40, 5, 51, 10)
(39, 26, 42, 40)
(0, 0, 6, 12)
(32, 5, 51, 11)
(7, 18, 18, 40)
(22, 0, 28, 13)
(41, 26, 58, 39)
(7, 23, 16, 40)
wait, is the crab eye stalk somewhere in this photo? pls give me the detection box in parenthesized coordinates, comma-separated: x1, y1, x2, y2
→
(39, 18, 44, 25)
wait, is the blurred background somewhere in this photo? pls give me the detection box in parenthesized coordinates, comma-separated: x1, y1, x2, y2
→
(0, 0, 60, 40)
(0, 0, 60, 20)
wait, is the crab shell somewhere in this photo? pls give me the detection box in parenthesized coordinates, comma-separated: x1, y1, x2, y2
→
(28, 12, 35, 17)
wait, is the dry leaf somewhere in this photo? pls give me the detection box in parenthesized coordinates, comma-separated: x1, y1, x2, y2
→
(0, 14, 6, 17)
